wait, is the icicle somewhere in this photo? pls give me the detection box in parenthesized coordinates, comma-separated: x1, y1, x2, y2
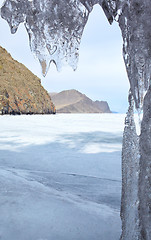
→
(1, 0, 92, 75)
(121, 91, 140, 240)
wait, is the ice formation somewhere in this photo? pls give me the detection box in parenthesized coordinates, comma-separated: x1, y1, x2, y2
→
(118, 2, 151, 239)
(1, 0, 92, 75)
(0, 0, 151, 239)
(121, 92, 140, 239)
(0, 0, 117, 76)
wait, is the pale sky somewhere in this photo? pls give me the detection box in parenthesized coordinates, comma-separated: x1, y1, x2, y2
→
(0, 4, 129, 112)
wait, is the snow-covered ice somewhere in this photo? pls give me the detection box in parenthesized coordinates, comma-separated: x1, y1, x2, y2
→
(0, 113, 125, 240)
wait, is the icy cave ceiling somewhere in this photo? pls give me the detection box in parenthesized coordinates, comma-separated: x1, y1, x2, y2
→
(0, 0, 116, 76)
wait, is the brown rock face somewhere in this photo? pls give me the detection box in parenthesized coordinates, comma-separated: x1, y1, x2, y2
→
(0, 47, 55, 115)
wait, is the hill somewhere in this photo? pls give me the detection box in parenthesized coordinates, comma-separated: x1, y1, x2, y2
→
(50, 90, 111, 113)
(0, 47, 55, 114)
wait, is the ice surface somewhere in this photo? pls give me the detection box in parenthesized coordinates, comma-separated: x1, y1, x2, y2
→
(0, 114, 123, 240)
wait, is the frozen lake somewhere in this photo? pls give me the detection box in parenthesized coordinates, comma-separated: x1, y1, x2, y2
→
(0, 113, 125, 240)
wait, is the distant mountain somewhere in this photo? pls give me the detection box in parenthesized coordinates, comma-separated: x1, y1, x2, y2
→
(50, 89, 111, 113)
(0, 46, 55, 114)
(94, 100, 111, 113)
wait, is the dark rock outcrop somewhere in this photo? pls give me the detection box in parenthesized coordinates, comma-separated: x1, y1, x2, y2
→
(50, 89, 111, 113)
(0, 47, 55, 115)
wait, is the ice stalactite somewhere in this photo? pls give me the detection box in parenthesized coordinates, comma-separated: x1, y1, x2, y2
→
(139, 87, 151, 239)
(121, 92, 140, 240)
(118, 1, 151, 111)
(1, 0, 97, 76)
(0, 0, 118, 76)
(1, 0, 90, 75)
(1, 0, 151, 239)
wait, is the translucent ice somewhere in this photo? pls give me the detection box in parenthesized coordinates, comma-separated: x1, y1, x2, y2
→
(0, 0, 117, 76)
(121, 92, 140, 240)
(1, 0, 92, 75)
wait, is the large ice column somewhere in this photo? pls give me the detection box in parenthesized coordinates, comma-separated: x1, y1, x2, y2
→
(117, 1, 151, 239)
(139, 87, 151, 240)
(120, 92, 140, 240)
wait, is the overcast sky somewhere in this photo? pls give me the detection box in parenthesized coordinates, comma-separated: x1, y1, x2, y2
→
(0, 4, 129, 112)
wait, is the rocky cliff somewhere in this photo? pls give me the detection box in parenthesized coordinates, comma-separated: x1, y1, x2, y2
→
(0, 47, 55, 114)
(50, 89, 111, 113)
